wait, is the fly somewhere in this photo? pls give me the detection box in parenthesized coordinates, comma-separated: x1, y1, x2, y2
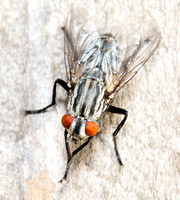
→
(25, 8, 160, 182)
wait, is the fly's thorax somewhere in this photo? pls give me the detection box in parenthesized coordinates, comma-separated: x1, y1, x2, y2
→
(100, 34, 116, 45)
(67, 69, 108, 121)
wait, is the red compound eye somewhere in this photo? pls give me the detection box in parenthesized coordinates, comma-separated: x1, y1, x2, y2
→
(85, 121, 98, 136)
(61, 115, 74, 129)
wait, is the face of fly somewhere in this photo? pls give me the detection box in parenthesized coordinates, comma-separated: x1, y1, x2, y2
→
(61, 114, 99, 143)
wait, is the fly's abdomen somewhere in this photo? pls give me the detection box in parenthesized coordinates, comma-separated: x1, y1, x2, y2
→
(68, 70, 107, 121)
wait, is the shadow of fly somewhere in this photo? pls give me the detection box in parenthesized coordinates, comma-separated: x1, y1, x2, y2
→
(25, 8, 160, 183)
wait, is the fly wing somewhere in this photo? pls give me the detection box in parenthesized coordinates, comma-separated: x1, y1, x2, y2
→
(106, 34, 160, 99)
(64, 8, 99, 87)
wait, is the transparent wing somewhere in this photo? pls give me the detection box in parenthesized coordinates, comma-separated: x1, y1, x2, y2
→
(106, 34, 160, 99)
(64, 9, 160, 98)
(64, 8, 99, 87)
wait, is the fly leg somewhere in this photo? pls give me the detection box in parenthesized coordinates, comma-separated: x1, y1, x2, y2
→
(59, 130, 93, 183)
(25, 79, 69, 115)
(108, 106, 128, 166)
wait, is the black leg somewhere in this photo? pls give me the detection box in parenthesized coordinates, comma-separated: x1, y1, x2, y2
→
(25, 78, 69, 115)
(108, 106, 128, 166)
(59, 132, 93, 183)
(64, 130, 72, 159)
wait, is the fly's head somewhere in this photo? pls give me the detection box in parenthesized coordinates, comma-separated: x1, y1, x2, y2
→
(61, 114, 98, 143)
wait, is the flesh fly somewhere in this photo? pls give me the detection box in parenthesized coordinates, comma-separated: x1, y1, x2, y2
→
(25, 9, 160, 182)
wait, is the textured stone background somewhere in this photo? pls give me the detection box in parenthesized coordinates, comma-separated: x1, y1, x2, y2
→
(0, 0, 179, 200)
